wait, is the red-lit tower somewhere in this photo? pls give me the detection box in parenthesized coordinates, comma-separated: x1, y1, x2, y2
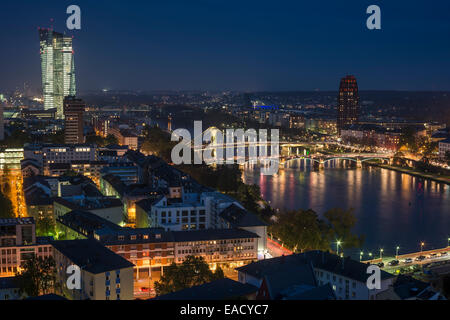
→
(337, 75, 360, 135)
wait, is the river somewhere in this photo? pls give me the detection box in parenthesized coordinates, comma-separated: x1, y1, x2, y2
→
(243, 159, 450, 258)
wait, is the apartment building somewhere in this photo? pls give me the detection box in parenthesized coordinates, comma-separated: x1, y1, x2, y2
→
(52, 239, 134, 300)
(0, 218, 53, 277)
(172, 229, 259, 268)
(136, 191, 240, 232)
(56, 211, 259, 282)
(109, 127, 138, 150)
(237, 251, 396, 300)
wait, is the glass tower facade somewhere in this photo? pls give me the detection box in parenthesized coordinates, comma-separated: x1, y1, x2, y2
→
(39, 28, 76, 119)
(337, 75, 359, 135)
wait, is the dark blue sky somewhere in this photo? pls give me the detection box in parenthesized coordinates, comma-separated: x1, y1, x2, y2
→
(1, 0, 450, 92)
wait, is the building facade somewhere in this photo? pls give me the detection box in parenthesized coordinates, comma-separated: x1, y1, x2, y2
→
(337, 75, 359, 135)
(52, 239, 134, 300)
(0, 218, 53, 277)
(24, 144, 96, 168)
(39, 28, 76, 119)
(439, 138, 450, 160)
(64, 96, 85, 144)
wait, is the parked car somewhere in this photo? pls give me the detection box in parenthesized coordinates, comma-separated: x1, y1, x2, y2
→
(404, 258, 413, 264)
(377, 262, 384, 268)
(429, 253, 438, 259)
(440, 252, 447, 257)
(388, 260, 399, 266)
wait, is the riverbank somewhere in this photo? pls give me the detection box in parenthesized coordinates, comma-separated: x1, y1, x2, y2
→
(366, 162, 450, 185)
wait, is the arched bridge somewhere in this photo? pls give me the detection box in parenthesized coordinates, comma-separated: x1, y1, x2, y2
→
(279, 153, 393, 169)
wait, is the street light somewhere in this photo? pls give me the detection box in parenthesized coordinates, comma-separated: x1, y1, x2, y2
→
(396, 246, 400, 258)
(360, 251, 363, 262)
(420, 242, 425, 252)
(336, 240, 341, 256)
(380, 248, 384, 260)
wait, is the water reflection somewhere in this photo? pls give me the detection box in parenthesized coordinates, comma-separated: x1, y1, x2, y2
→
(243, 160, 450, 255)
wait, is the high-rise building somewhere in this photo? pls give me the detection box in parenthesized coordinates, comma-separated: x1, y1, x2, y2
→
(337, 75, 359, 135)
(39, 28, 76, 119)
(64, 96, 85, 144)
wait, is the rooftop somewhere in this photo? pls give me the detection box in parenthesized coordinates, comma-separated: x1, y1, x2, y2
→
(154, 278, 258, 300)
(237, 250, 395, 284)
(0, 276, 18, 289)
(220, 204, 267, 228)
(51, 239, 134, 274)
(0, 217, 35, 226)
(172, 228, 259, 243)
(57, 210, 122, 237)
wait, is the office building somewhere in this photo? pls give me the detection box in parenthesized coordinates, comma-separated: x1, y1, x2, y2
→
(64, 96, 85, 144)
(24, 144, 96, 167)
(39, 28, 76, 118)
(337, 75, 360, 135)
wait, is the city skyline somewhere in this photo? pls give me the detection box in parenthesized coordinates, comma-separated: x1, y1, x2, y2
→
(1, 1, 450, 92)
(0, 1, 449, 304)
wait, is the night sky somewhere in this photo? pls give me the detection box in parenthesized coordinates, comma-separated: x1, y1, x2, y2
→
(1, 0, 450, 92)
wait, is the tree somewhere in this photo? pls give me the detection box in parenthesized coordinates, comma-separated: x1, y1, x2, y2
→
(154, 256, 224, 296)
(399, 127, 418, 152)
(235, 183, 262, 214)
(0, 191, 14, 218)
(105, 134, 118, 145)
(36, 214, 56, 237)
(16, 256, 57, 297)
(270, 209, 328, 252)
(323, 208, 364, 250)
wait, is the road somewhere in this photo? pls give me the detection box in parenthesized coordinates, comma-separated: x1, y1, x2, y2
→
(266, 238, 293, 258)
(363, 247, 450, 274)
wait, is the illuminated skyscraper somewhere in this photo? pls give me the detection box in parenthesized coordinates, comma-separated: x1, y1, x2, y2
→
(39, 28, 76, 119)
(337, 75, 359, 135)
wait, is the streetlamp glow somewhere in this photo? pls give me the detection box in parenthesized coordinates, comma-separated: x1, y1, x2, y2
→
(380, 248, 384, 260)
(336, 240, 341, 256)
(420, 242, 425, 252)
(396, 246, 400, 258)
